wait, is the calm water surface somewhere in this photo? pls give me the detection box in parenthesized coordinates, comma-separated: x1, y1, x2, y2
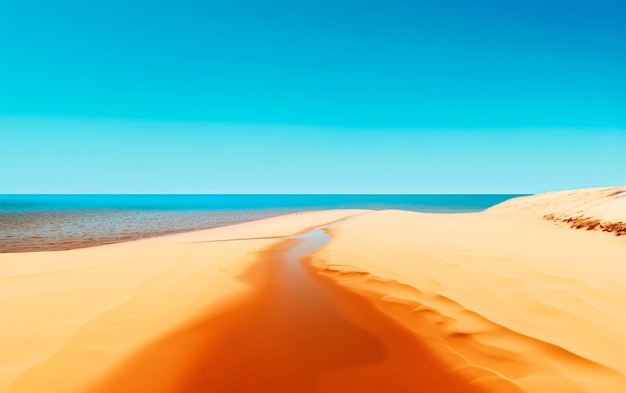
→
(0, 194, 521, 252)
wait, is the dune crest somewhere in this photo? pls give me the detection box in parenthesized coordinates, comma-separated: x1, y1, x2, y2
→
(486, 185, 626, 235)
(2, 187, 625, 392)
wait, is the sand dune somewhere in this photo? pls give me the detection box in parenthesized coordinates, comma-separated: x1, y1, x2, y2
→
(0, 210, 365, 393)
(487, 185, 626, 235)
(1, 187, 625, 392)
(311, 186, 626, 392)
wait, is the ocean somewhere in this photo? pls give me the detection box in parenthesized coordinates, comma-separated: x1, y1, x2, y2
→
(0, 194, 522, 253)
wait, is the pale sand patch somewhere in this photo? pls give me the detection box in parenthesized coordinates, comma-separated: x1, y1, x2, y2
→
(0, 210, 365, 393)
(487, 185, 626, 223)
(310, 187, 626, 392)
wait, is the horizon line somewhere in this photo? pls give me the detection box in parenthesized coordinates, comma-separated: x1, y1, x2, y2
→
(0, 192, 533, 196)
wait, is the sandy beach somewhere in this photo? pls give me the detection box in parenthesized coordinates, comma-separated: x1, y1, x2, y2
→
(1, 187, 625, 392)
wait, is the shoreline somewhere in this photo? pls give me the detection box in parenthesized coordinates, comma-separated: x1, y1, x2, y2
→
(0, 210, 288, 253)
(1, 186, 624, 392)
(0, 194, 520, 253)
(0, 210, 366, 392)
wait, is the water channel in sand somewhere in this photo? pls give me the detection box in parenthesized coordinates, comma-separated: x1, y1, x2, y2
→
(92, 216, 482, 393)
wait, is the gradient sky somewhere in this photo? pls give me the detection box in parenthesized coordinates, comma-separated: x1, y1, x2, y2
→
(1, 1, 624, 193)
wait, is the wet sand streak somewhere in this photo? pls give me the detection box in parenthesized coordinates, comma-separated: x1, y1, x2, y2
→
(90, 220, 485, 393)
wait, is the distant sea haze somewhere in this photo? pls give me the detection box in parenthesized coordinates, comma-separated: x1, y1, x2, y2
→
(0, 194, 521, 253)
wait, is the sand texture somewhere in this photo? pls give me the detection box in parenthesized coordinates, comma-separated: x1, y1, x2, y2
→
(0, 210, 365, 393)
(1, 186, 625, 392)
(311, 186, 626, 392)
(487, 185, 626, 235)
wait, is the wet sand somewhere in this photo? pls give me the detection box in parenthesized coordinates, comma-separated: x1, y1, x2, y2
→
(1, 210, 367, 393)
(2, 187, 624, 393)
(88, 219, 485, 393)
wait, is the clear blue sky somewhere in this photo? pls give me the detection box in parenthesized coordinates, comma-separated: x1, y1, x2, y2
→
(1, 1, 624, 193)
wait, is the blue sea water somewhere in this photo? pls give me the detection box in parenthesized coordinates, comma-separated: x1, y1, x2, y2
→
(1, 194, 522, 252)
(0, 194, 520, 213)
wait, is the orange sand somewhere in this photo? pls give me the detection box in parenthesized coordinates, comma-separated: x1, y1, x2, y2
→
(311, 186, 626, 392)
(1, 186, 625, 392)
(86, 239, 488, 393)
(0, 210, 365, 393)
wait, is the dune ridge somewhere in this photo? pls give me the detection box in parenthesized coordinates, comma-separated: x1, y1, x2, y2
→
(310, 186, 626, 392)
(487, 185, 626, 235)
(2, 187, 625, 392)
